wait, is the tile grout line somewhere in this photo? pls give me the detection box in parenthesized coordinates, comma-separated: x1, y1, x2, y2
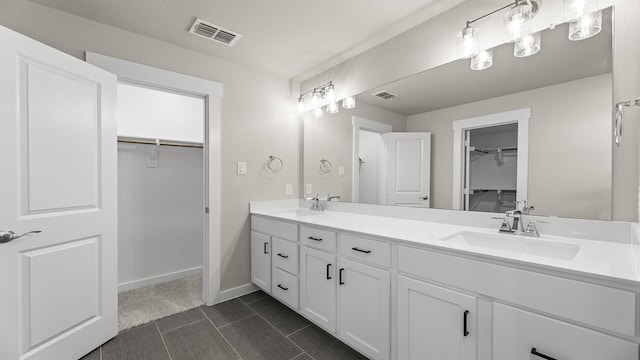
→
(286, 324, 311, 338)
(201, 308, 245, 360)
(154, 321, 174, 360)
(159, 317, 207, 335)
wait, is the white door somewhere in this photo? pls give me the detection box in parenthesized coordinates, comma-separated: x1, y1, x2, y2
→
(397, 276, 476, 360)
(300, 246, 337, 333)
(338, 258, 390, 360)
(0, 26, 117, 360)
(250, 231, 271, 292)
(384, 133, 431, 207)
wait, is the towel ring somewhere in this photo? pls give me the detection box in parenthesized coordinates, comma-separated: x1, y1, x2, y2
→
(267, 155, 283, 173)
(319, 158, 332, 174)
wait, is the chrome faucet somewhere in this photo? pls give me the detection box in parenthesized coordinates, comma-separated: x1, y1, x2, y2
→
(496, 210, 522, 233)
(304, 195, 323, 211)
(326, 194, 341, 201)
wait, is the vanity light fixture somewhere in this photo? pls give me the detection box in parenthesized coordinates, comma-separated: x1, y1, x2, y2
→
(457, 23, 479, 59)
(564, 0, 599, 21)
(471, 49, 493, 70)
(342, 96, 356, 110)
(514, 31, 541, 57)
(504, 0, 535, 42)
(568, 10, 602, 40)
(297, 81, 351, 116)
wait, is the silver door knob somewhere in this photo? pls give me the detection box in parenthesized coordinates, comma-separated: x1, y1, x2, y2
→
(418, 196, 429, 200)
(0, 230, 42, 244)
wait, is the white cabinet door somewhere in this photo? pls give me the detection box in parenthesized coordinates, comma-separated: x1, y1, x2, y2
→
(0, 26, 117, 360)
(251, 231, 271, 292)
(397, 276, 476, 360)
(300, 246, 337, 333)
(338, 258, 390, 360)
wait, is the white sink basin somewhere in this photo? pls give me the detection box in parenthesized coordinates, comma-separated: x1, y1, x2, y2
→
(275, 208, 324, 217)
(440, 231, 580, 260)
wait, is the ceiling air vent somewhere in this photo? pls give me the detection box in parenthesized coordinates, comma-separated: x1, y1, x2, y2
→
(189, 18, 242, 46)
(372, 90, 398, 100)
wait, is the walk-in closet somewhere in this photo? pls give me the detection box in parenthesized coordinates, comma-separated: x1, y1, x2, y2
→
(464, 123, 518, 213)
(116, 81, 205, 330)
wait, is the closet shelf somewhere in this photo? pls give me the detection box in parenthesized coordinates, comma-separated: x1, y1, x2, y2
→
(471, 146, 517, 154)
(118, 136, 203, 148)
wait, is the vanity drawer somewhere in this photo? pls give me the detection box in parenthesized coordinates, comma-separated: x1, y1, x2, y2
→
(252, 216, 298, 242)
(272, 267, 299, 309)
(339, 234, 391, 268)
(493, 303, 638, 360)
(398, 246, 637, 337)
(272, 237, 298, 275)
(300, 226, 337, 252)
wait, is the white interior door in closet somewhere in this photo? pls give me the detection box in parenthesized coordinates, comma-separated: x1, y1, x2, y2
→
(0, 26, 118, 360)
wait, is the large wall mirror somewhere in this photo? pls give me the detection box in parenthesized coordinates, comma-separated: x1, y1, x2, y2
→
(303, 8, 613, 220)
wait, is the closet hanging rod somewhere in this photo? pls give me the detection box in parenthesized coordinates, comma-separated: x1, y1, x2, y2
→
(117, 136, 203, 148)
(473, 146, 517, 153)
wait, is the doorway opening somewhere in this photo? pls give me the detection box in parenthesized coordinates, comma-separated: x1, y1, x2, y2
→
(452, 108, 530, 212)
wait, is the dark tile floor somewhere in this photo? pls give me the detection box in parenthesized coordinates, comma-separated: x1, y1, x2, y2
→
(81, 291, 368, 360)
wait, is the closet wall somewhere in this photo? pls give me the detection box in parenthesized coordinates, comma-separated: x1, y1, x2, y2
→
(118, 144, 203, 290)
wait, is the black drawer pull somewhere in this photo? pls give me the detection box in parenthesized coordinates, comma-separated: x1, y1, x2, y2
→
(326, 263, 332, 279)
(352, 247, 371, 254)
(277, 284, 288, 291)
(277, 253, 289, 259)
(531, 348, 557, 360)
(463, 310, 469, 336)
(307, 236, 323, 241)
(263, 242, 269, 254)
(339, 268, 345, 285)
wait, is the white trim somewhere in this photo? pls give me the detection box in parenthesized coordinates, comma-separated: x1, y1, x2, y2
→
(86, 52, 222, 305)
(215, 283, 260, 303)
(451, 108, 530, 210)
(352, 117, 392, 203)
(117, 267, 203, 292)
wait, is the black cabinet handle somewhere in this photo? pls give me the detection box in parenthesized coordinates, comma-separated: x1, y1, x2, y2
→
(326, 263, 332, 279)
(463, 310, 469, 336)
(352, 247, 371, 254)
(307, 236, 322, 241)
(277, 253, 289, 259)
(531, 348, 557, 360)
(339, 268, 345, 285)
(277, 284, 288, 291)
(263, 242, 269, 254)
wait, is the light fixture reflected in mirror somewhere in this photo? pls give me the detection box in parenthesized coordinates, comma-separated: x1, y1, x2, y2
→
(569, 10, 602, 40)
(342, 96, 356, 109)
(298, 81, 347, 115)
(325, 83, 336, 103)
(504, 1, 533, 41)
(297, 97, 305, 113)
(514, 31, 541, 57)
(471, 49, 493, 70)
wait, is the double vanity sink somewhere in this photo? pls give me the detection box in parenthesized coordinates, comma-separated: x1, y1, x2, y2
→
(251, 201, 640, 360)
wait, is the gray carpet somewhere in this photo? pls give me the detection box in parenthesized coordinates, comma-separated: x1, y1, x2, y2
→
(118, 275, 204, 331)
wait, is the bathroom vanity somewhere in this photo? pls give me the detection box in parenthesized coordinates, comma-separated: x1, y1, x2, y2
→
(250, 200, 640, 360)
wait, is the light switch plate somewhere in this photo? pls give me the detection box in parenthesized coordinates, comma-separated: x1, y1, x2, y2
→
(338, 167, 345, 176)
(237, 162, 247, 175)
(306, 184, 312, 194)
(285, 184, 293, 195)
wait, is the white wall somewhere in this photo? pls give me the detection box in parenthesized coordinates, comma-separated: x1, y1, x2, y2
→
(303, 100, 406, 201)
(118, 144, 203, 290)
(0, 0, 299, 291)
(408, 74, 612, 220)
(358, 130, 384, 204)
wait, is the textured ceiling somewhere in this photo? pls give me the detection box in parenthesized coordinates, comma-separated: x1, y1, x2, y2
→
(357, 13, 613, 116)
(28, 0, 455, 79)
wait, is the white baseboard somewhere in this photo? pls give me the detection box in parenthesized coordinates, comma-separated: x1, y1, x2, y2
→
(118, 267, 203, 292)
(214, 283, 260, 304)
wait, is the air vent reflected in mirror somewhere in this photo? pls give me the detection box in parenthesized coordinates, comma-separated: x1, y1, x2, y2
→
(372, 90, 398, 100)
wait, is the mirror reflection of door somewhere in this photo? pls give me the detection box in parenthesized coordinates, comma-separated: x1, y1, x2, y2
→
(384, 133, 432, 207)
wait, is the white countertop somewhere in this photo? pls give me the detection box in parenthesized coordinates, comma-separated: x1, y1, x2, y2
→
(251, 206, 640, 285)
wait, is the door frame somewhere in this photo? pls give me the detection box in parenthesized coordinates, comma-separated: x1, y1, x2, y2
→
(352, 116, 392, 203)
(451, 108, 530, 211)
(86, 53, 222, 305)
